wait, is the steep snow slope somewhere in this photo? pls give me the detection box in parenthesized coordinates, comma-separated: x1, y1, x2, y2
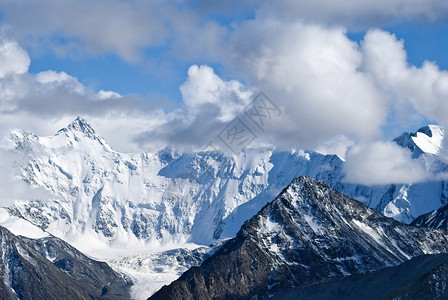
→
(0, 208, 49, 238)
(150, 176, 448, 300)
(394, 125, 444, 156)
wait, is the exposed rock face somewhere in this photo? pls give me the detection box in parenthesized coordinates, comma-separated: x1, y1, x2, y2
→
(0, 226, 130, 300)
(150, 176, 448, 300)
(412, 204, 448, 230)
(277, 253, 448, 300)
(23, 236, 132, 299)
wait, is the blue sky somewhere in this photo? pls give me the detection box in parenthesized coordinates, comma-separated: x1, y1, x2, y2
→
(1, 0, 448, 179)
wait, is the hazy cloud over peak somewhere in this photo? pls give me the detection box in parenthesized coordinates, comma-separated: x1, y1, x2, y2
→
(344, 141, 430, 185)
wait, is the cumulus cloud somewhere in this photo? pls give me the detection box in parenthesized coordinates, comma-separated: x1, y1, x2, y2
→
(361, 29, 448, 127)
(360, 29, 448, 158)
(36, 70, 85, 94)
(227, 20, 386, 149)
(135, 65, 254, 150)
(96, 90, 121, 100)
(131, 23, 448, 163)
(344, 141, 430, 185)
(180, 65, 253, 122)
(0, 39, 30, 78)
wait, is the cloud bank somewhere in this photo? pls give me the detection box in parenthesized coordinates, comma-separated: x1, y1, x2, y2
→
(1, 1, 448, 185)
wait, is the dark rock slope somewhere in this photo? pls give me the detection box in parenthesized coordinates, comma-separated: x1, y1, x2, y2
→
(277, 253, 448, 300)
(0, 226, 130, 300)
(412, 204, 448, 230)
(150, 176, 448, 300)
(22, 235, 132, 299)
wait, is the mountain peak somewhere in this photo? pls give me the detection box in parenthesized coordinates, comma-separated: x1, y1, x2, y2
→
(57, 117, 104, 141)
(291, 174, 314, 186)
(394, 124, 444, 157)
(54, 117, 113, 151)
(66, 117, 96, 136)
(417, 124, 443, 138)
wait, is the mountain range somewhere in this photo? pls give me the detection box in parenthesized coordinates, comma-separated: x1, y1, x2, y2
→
(4, 118, 447, 249)
(2, 117, 448, 298)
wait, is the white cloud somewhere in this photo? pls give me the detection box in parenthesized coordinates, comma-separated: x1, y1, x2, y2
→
(0, 1, 170, 61)
(36, 70, 85, 94)
(0, 39, 30, 78)
(344, 141, 430, 185)
(135, 64, 255, 151)
(180, 65, 253, 122)
(0, 1, 228, 63)
(227, 20, 386, 149)
(316, 135, 354, 160)
(97, 90, 121, 100)
(361, 29, 448, 124)
(361, 29, 448, 157)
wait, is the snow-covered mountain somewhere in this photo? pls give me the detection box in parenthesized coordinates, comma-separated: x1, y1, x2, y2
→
(3, 117, 346, 250)
(2, 118, 448, 297)
(150, 176, 448, 299)
(3, 118, 448, 252)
